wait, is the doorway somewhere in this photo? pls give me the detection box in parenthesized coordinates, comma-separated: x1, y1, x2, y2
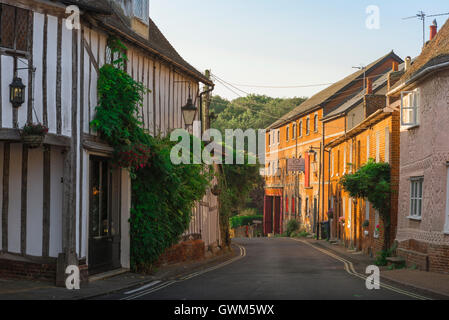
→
(88, 156, 121, 275)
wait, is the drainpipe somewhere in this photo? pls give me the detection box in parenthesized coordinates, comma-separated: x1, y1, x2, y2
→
(199, 70, 215, 133)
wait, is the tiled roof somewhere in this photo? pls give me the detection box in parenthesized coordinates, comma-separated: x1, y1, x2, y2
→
(391, 18, 449, 91)
(266, 51, 402, 130)
(62, 0, 212, 85)
(323, 62, 405, 121)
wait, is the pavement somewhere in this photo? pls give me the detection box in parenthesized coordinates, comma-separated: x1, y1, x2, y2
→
(1, 237, 449, 300)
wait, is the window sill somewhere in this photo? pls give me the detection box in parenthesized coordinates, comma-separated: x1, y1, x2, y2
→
(407, 216, 422, 222)
(403, 124, 420, 130)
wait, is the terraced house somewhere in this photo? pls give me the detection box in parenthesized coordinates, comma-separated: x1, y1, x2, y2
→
(0, 0, 219, 283)
(388, 19, 449, 273)
(264, 51, 403, 237)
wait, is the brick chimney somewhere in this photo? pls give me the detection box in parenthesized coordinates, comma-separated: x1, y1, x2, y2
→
(430, 19, 438, 41)
(366, 78, 373, 95)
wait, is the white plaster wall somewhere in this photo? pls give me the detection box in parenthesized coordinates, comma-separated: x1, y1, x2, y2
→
(61, 19, 72, 136)
(46, 15, 58, 135)
(49, 147, 63, 258)
(1, 55, 14, 128)
(8, 144, 22, 254)
(32, 12, 45, 124)
(0, 143, 3, 250)
(26, 148, 44, 256)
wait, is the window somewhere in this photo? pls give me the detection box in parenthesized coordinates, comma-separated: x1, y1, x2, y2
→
(374, 210, 380, 238)
(349, 142, 353, 173)
(299, 121, 303, 137)
(410, 177, 423, 219)
(306, 118, 310, 135)
(277, 130, 280, 144)
(305, 198, 309, 217)
(401, 90, 419, 127)
(343, 146, 347, 174)
(286, 126, 290, 141)
(292, 123, 297, 139)
(0, 4, 30, 52)
(385, 127, 390, 163)
(366, 134, 370, 162)
(268, 133, 271, 146)
(132, 0, 149, 23)
(337, 150, 340, 176)
(347, 198, 352, 229)
(331, 150, 334, 177)
(375, 132, 380, 162)
(314, 114, 318, 132)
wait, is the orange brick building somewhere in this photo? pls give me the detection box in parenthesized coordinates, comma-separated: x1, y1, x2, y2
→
(264, 52, 403, 237)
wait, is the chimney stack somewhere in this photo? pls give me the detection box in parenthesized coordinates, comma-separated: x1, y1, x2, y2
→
(430, 19, 438, 41)
(392, 61, 399, 72)
(366, 78, 373, 95)
(405, 56, 412, 71)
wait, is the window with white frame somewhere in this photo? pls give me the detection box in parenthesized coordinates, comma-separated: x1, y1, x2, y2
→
(385, 127, 390, 163)
(343, 146, 347, 175)
(314, 114, 319, 132)
(286, 126, 290, 141)
(277, 130, 280, 144)
(331, 149, 334, 177)
(401, 90, 420, 127)
(306, 118, 310, 135)
(366, 134, 370, 162)
(375, 132, 380, 162)
(349, 142, 353, 172)
(292, 123, 297, 139)
(410, 177, 423, 219)
(299, 121, 303, 137)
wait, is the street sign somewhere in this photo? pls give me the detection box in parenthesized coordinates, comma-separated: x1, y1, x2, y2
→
(287, 158, 305, 172)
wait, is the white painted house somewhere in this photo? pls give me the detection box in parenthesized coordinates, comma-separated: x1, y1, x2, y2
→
(0, 0, 218, 282)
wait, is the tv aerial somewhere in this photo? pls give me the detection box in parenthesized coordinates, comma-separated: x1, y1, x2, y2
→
(403, 11, 449, 46)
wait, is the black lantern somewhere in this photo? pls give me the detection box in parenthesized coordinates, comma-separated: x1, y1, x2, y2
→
(181, 97, 198, 127)
(10, 77, 26, 108)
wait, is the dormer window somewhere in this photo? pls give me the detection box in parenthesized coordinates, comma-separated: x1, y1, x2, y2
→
(133, 0, 149, 23)
(401, 89, 420, 127)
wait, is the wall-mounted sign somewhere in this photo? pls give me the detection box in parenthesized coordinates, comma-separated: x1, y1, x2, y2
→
(287, 158, 305, 172)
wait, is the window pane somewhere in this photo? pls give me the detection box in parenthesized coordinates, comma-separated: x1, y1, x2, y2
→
(15, 7, 29, 51)
(1, 5, 15, 49)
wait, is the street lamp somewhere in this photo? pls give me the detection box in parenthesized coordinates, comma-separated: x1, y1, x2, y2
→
(181, 96, 198, 128)
(10, 76, 26, 108)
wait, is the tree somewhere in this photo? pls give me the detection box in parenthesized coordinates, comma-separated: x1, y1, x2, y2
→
(339, 159, 392, 250)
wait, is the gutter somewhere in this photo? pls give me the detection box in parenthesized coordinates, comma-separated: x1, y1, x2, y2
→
(388, 61, 449, 96)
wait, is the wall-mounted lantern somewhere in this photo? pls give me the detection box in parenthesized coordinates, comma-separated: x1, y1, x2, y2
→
(10, 76, 26, 108)
(181, 96, 198, 128)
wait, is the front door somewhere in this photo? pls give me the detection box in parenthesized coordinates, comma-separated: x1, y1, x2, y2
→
(88, 156, 121, 275)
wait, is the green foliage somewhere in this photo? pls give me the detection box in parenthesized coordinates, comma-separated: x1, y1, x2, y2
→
(340, 159, 392, 250)
(211, 95, 306, 132)
(374, 242, 398, 266)
(286, 220, 300, 237)
(229, 215, 263, 229)
(91, 38, 211, 272)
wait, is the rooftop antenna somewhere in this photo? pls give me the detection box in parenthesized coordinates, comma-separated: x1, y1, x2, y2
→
(403, 11, 449, 46)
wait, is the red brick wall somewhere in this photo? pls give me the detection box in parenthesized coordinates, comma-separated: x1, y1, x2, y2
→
(0, 258, 57, 281)
(156, 240, 205, 266)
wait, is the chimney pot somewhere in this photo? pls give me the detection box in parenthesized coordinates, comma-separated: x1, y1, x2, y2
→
(405, 56, 412, 71)
(430, 19, 438, 41)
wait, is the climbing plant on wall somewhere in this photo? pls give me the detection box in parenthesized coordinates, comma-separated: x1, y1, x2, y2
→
(91, 38, 211, 272)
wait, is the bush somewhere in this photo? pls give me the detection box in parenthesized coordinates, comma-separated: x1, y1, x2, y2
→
(229, 215, 263, 229)
(286, 220, 300, 237)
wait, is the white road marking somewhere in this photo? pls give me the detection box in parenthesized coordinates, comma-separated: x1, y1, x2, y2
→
(124, 281, 161, 295)
(291, 238, 432, 300)
(122, 244, 247, 300)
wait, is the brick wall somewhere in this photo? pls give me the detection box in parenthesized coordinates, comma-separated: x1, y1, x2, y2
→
(156, 240, 206, 266)
(0, 258, 57, 281)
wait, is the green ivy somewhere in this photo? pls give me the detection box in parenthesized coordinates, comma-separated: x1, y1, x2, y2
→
(340, 159, 392, 250)
(91, 38, 211, 272)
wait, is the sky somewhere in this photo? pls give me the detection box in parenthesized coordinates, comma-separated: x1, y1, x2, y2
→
(150, 0, 449, 100)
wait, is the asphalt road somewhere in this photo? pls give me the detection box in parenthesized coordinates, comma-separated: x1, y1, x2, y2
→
(99, 238, 423, 300)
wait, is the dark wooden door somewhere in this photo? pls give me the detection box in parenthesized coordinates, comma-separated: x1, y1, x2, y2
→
(88, 156, 121, 275)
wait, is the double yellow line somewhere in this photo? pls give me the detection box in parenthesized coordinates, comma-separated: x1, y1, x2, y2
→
(122, 244, 247, 300)
(291, 238, 431, 300)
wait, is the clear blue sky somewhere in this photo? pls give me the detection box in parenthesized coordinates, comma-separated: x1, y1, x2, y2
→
(150, 0, 449, 100)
